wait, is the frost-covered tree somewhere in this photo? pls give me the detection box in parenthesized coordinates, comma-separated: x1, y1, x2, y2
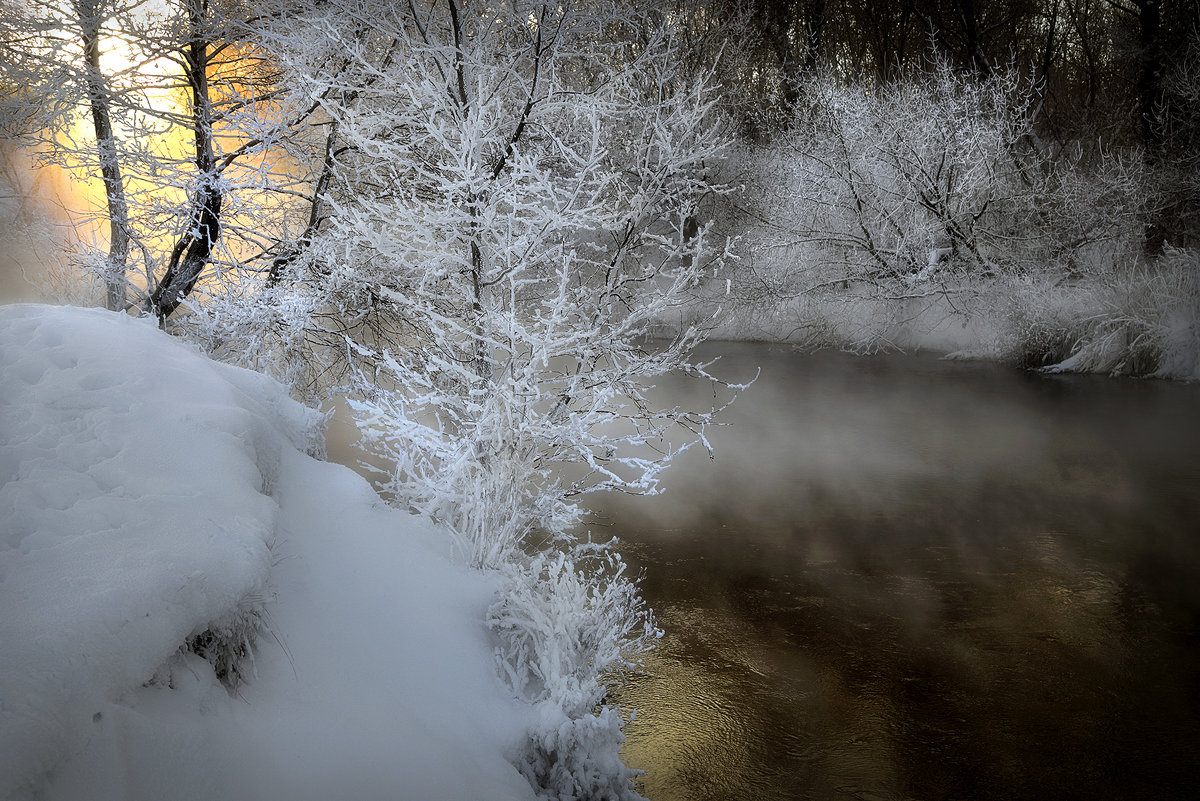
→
(142, 0, 334, 322)
(244, 2, 737, 796)
(759, 61, 1048, 283)
(0, 0, 324, 319)
(715, 57, 1185, 365)
(737, 59, 1160, 296)
(0, 0, 143, 309)
(253, 0, 734, 562)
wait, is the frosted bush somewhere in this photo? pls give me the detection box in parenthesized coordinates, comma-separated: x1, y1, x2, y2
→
(984, 249, 1200, 377)
(1156, 247, 1200, 379)
(29, 242, 107, 308)
(746, 60, 1042, 284)
(720, 56, 1187, 370)
(181, 604, 271, 690)
(517, 704, 646, 801)
(488, 545, 661, 716)
(1033, 147, 1152, 278)
(485, 542, 660, 801)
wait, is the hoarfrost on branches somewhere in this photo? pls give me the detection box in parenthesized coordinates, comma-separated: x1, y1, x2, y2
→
(248, 2, 740, 797)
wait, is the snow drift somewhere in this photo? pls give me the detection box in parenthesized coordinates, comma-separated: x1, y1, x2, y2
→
(0, 304, 536, 800)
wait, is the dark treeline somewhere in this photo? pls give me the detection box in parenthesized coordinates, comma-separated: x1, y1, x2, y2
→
(678, 0, 1199, 148)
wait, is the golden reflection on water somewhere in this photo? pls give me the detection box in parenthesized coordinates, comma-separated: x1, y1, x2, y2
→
(616, 604, 911, 801)
(610, 523, 1189, 800)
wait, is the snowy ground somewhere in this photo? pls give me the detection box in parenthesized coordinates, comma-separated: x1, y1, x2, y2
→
(0, 304, 537, 800)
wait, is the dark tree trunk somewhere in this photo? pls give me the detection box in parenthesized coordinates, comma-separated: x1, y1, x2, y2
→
(148, 0, 222, 322)
(148, 186, 221, 320)
(1135, 0, 1163, 154)
(269, 121, 337, 285)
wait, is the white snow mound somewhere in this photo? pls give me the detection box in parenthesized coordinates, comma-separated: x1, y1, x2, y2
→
(0, 304, 535, 801)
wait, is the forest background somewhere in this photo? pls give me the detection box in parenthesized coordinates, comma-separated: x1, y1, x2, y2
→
(4, 0, 1199, 373)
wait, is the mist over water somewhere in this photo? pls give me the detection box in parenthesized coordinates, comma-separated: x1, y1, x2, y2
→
(594, 342, 1200, 801)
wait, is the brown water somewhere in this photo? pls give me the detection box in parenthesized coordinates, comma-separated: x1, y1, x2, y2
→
(593, 343, 1200, 801)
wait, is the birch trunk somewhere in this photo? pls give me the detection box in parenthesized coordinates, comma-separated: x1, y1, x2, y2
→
(75, 0, 129, 311)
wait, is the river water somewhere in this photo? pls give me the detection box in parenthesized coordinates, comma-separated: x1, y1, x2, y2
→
(591, 342, 1200, 801)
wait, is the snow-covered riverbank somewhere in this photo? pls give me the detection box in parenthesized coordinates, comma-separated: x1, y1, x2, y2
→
(1, 304, 537, 800)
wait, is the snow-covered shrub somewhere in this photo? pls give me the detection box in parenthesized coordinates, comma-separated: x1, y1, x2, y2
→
(181, 603, 271, 690)
(489, 543, 659, 801)
(517, 704, 645, 801)
(1155, 247, 1200, 379)
(1058, 251, 1200, 378)
(987, 276, 1087, 369)
(142, 603, 270, 693)
(169, 283, 337, 402)
(23, 243, 107, 308)
(1031, 146, 1152, 279)
(711, 61, 1042, 347)
(488, 545, 661, 715)
(745, 59, 1145, 287)
(986, 248, 1200, 377)
(715, 57, 1184, 372)
(747, 60, 1042, 286)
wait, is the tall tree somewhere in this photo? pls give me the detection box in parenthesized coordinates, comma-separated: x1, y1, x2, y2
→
(1, 0, 323, 318)
(75, 0, 131, 310)
(257, 0, 734, 563)
(0, 0, 142, 309)
(246, 2, 738, 794)
(145, 0, 222, 319)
